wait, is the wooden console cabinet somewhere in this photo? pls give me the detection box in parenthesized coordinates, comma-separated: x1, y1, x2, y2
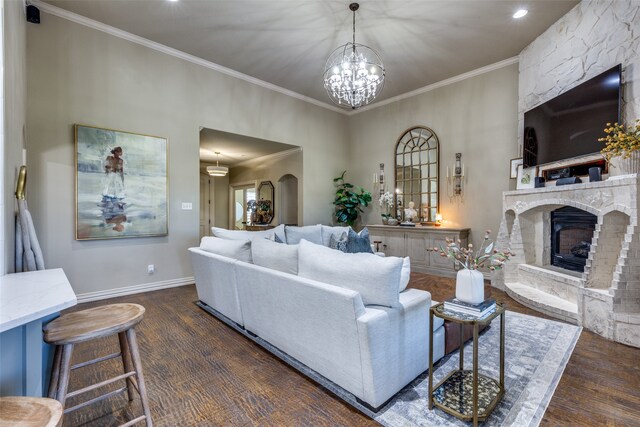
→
(367, 225, 470, 277)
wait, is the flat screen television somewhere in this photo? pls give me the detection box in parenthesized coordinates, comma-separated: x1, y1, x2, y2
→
(523, 64, 621, 167)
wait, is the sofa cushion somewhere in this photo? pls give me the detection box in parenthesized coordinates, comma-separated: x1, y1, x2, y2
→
(346, 227, 374, 254)
(400, 257, 411, 292)
(251, 238, 298, 275)
(285, 225, 323, 245)
(212, 224, 286, 242)
(329, 232, 348, 252)
(200, 236, 252, 263)
(321, 225, 350, 247)
(298, 240, 402, 307)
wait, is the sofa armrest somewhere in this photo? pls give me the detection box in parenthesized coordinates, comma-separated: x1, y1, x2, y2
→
(355, 288, 431, 408)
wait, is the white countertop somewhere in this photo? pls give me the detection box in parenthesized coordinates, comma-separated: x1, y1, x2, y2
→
(0, 268, 77, 333)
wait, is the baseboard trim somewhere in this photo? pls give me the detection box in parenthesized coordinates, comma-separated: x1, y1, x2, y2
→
(76, 277, 194, 303)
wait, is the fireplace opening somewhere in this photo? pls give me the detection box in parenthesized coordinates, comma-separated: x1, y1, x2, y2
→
(550, 207, 597, 272)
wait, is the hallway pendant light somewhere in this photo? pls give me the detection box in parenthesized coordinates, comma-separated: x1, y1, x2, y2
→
(323, 3, 385, 109)
(207, 152, 228, 177)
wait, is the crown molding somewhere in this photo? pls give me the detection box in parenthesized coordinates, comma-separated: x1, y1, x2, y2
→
(232, 147, 302, 168)
(345, 56, 520, 115)
(30, 0, 346, 115)
(32, 0, 518, 118)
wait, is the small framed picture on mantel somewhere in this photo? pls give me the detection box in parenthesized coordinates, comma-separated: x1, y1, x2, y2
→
(516, 164, 537, 190)
(510, 158, 523, 179)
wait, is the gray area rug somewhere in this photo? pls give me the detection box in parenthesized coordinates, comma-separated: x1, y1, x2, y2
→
(374, 311, 581, 426)
(196, 302, 581, 427)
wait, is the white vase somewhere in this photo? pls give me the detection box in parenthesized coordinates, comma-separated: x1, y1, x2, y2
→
(455, 269, 485, 304)
(615, 151, 640, 175)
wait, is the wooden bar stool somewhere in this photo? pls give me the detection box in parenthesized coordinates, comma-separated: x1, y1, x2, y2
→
(0, 397, 63, 427)
(43, 303, 152, 427)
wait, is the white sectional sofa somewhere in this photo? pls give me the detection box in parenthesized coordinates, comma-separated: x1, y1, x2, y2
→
(189, 224, 445, 409)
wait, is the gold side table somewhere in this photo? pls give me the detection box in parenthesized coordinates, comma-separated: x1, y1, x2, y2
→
(428, 302, 505, 426)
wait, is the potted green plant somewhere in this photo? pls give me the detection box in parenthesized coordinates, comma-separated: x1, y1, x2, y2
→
(333, 171, 372, 226)
(600, 120, 640, 175)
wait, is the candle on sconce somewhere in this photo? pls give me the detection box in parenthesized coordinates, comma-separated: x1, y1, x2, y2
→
(373, 173, 378, 184)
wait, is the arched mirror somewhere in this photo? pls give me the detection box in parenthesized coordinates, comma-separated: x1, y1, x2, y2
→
(394, 127, 439, 223)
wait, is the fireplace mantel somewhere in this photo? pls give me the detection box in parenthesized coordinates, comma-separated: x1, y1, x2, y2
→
(493, 175, 640, 348)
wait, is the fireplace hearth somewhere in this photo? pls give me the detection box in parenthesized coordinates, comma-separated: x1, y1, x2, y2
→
(551, 207, 596, 272)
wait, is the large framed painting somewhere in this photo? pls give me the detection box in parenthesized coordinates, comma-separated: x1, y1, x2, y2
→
(75, 124, 168, 240)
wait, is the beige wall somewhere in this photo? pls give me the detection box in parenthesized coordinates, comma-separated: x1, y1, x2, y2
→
(3, 0, 27, 274)
(26, 13, 349, 296)
(347, 64, 519, 249)
(212, 173, 229, 229)
(228, 149, 303, 227)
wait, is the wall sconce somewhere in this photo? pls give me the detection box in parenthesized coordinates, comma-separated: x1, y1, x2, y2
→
(446, 153, 465, 201)
(373, 163, 385, 196)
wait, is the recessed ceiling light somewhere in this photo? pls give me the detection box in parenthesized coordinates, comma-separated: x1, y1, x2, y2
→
(513, 9, 528, 19)
(168, 0, 179, 2)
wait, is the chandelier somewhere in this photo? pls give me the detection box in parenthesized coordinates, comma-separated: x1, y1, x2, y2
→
(323, 3, 385, 109)
(206, 152, 228, 177)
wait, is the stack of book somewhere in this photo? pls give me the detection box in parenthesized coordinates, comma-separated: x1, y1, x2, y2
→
(443, 298, 497, 318)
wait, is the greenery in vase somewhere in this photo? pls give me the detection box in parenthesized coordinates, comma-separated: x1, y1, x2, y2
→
(430, 230, 514, 271)
(378, 191, 394, 219)
(333, 171, 372, 226)
(599, 120, 640, 161)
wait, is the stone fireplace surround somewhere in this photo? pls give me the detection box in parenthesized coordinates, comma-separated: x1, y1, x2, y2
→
(492, 176, 640, 348)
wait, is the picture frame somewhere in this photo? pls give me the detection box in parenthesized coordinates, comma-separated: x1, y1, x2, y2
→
(516, 164, 537, 190)
(75, 124, 168, 240)
(510, 158, 523, 179)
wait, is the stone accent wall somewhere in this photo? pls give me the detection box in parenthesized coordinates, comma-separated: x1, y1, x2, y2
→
(518, 0, 640, 147)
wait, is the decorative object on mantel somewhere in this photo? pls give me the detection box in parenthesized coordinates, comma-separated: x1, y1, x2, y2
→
(14, 166, 45, 272)
(515, 164, 537, 190)
(323, 3, 385, 109)
(446, 153, 464, 201)
(435, 213, 443, 226)
(509, 158, 523, 179)
(378, 191, 393, 224)
(430, 230, 513, 304)
(333, 171, 372, 226)
(600, 120, 640, 175)
(387, 218, 399, 226)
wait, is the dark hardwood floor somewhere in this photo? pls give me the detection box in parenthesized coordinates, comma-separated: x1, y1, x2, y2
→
(60, 274, 640, 426)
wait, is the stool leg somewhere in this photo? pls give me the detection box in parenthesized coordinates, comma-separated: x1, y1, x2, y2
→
(48, 345, 62, 399)
(118, 331, 135, 402)
(55, 344, 74, 409)
(126, 328, 153, 427)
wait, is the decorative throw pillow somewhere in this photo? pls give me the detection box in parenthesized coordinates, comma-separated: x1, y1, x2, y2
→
(200, 236, 252, 263)
(212, 224, 285, 242)
(285, 224, 323, 245)
(329, 232, 348, 252)
(298, 240, 402, 307)
(321, 225, 350, 247)
(399, 257, 411, 292)
(346, 227, 374, 254)
(274, 234, 285, 244)
(251, 238, 298, 274)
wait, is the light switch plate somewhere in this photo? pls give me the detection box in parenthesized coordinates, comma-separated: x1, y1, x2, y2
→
(181, 202, 193, 210)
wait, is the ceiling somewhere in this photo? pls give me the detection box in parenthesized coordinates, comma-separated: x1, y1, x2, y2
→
(199, 128, 298, 166)
(43, 0, 578, 109)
